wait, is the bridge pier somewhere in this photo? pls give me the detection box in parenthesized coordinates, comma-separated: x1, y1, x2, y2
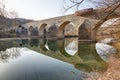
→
(91, 30, 97, 41)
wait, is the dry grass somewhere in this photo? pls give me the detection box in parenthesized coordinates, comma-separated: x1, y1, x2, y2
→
(98, 57, 120, 80)
(87, 43, 120, 80)
(87, 57, 120, 80)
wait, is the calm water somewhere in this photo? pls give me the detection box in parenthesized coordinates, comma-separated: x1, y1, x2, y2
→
(0, 38, 110, 80)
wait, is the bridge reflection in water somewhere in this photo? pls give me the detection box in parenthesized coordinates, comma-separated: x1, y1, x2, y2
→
(0, 38, 108, 73)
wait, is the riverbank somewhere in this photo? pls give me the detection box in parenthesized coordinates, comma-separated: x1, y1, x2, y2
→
(0, 36, 41, 41)
(88, 57, 120, 80)
(88, 42, 120, 80)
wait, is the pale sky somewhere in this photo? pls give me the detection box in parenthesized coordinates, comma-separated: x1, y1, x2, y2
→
(4, 0, 94, 20)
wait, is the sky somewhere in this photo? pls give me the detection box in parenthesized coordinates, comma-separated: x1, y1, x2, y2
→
(4, 0, 94, 20)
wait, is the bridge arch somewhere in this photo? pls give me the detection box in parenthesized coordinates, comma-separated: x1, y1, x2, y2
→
(57, 21, 71, 39)
(39, 23, 47, 38)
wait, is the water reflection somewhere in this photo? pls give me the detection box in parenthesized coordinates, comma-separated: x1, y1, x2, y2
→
(17, 39, 29, 46)
(0, 38, 113, 80)
(0, 48, 21, 63)
(47, 39, 58, 52)
(65, 40, 78, 56)
(30, 38, 39, 47)
(39, 38, 48, 51)
(76, 42, 108, 72)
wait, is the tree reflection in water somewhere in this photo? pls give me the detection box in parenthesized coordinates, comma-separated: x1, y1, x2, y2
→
(0, 47, 21, 63)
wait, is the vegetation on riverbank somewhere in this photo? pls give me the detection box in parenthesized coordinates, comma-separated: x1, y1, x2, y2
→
(87, 43, 120, 80)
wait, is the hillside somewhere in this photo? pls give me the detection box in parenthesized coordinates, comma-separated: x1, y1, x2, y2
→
(0, 16, 33, 29)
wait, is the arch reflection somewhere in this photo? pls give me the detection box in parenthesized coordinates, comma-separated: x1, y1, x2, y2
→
(47, 39, 58, 52)
(39, 38, 48, 51)
(58, 39, 72, 57)
(0, 38, 109, 73)
(76, 41, 108, 72)
(64, 38, 78, 56)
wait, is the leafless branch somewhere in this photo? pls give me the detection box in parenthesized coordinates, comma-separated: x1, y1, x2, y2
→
(93, 3, 120, 31)
(62, 0, 85, 13)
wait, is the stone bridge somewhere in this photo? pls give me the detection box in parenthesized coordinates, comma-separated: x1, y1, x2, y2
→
(25, 14, 99, 40)
(23, 7, 120, 41)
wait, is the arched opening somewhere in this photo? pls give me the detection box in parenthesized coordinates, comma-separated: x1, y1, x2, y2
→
(79, 20, 92, 40)
(39, 23, 47, 38)
(47, 24, 58, 38)
(64, 22, 76, 37)
(58, 21, 71, 39)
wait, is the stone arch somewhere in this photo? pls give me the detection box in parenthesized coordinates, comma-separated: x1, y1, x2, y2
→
(64, 22, 76, 37)
(39, 23, 47, 38)
(47, 24, 58, 38)
(79, 20, 92, 40)
(58, 21, 71, 39)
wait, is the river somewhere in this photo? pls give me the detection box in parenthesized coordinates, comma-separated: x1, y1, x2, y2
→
(0, 38, 116, 80)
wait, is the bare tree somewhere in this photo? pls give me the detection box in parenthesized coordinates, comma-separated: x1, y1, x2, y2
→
(0, 0, 18, 18)
(91, 1, 120, 40)
(62, 0, 120, 12)
(89, 0, 120, 8)
(62, 0, 85, 13)
(63, 0, 120, 41)
(7, 11, 18, 19)
(0, 0, 7, 17)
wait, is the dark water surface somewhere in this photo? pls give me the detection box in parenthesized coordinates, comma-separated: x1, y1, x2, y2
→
(0, 38, 108, 80)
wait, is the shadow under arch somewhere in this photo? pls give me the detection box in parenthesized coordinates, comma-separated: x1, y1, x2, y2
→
(58, 21, 71, 39)
(39, 23, 47, 38)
